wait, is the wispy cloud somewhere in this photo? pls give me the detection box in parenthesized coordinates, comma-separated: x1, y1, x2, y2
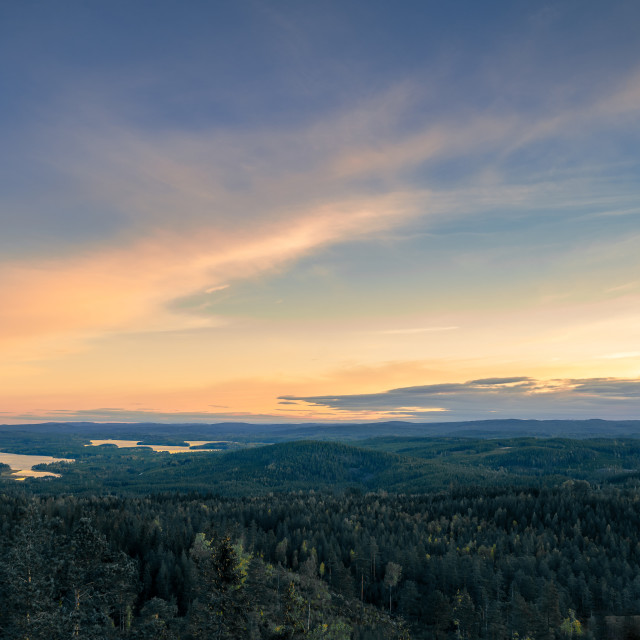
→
(205, 284, 230, 294)
(1, 2, 640, 424)
(599, 352, 640, 360)
(2, 60, 640, 376)
(0, 188, 421, 358)
(606, 281, 638, 293)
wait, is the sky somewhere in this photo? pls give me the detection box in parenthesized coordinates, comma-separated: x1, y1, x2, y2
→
(1, 0, 640, 424)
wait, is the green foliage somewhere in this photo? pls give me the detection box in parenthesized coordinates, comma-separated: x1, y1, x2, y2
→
(0, 509, 135, 639)
(189, 533, 247, 638)
(8, 431, 640, 496)
(7, 426, 640, 638)
(308, 619, 351, 639)
(560, 610, 584, 638)
(4, 483, 640, 638)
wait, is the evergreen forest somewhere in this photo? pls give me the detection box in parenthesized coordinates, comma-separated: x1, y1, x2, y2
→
(2, 423, 640, 638)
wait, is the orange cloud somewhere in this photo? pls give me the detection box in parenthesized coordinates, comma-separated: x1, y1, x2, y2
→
(0, 190, 423, 363)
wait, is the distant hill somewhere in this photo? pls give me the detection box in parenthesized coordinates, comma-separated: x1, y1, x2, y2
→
(3, 418, 640, 442)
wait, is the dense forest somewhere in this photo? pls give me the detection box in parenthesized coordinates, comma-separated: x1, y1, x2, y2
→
(3, 483, 640, 638)
(7, 436, 640, 495)
(4, 429, 640, 638)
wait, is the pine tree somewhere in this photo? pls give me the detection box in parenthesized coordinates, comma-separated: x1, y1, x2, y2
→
(56, 517, 137, 639)
(0, 506, 59, 640)
(384, 562, 402, 612)
(189, 533, 247, 639)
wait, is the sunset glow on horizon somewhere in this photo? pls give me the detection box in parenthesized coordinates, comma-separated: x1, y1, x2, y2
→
(1, 1, 639, 424)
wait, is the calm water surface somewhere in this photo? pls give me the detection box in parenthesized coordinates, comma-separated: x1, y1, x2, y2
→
(0, 451, 74, 480)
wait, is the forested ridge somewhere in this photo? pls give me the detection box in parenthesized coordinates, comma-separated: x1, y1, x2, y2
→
(3, 483, 640, 638)
(8, 437, 640, 495)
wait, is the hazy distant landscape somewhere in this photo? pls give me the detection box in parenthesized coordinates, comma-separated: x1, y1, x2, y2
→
(3, 0, 640, 637)
(2, 419, 640, 494)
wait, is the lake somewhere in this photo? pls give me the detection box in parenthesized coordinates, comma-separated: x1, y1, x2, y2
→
(0, 451, 74, 480)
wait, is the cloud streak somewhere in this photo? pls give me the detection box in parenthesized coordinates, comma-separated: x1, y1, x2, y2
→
(281, 377, 640, 421)
(1, 5, 640, 425)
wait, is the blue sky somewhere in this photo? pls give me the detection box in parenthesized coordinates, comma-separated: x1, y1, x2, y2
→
(1, 0, 639, 423)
